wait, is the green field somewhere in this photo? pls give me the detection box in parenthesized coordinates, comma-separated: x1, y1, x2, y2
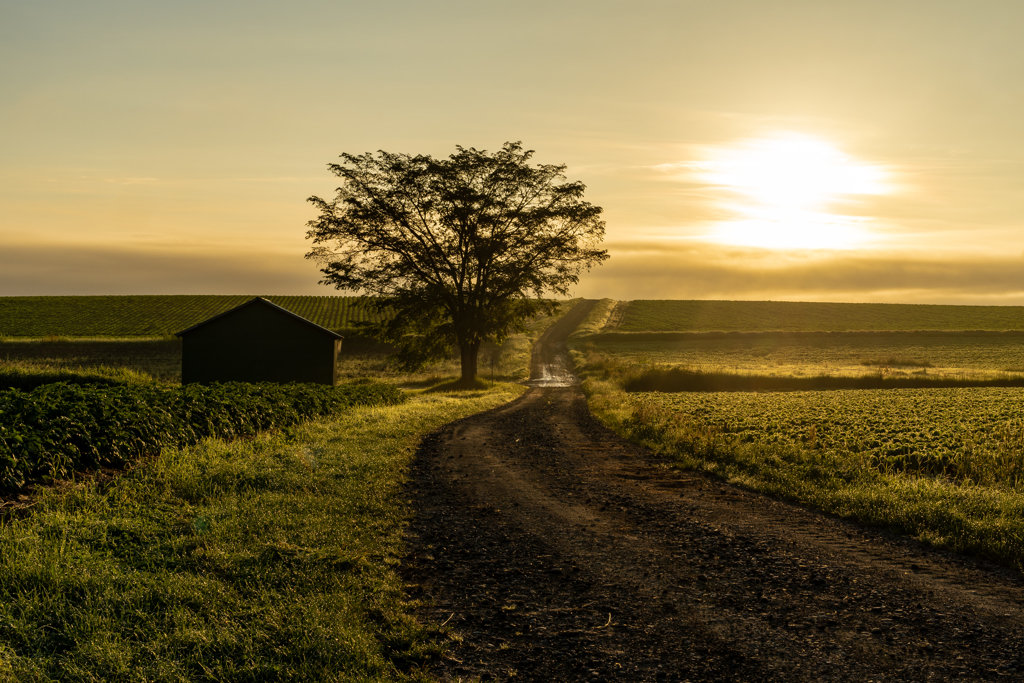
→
(580, 334, 1024, 383)
(571, 297, 1024, 570)
(627, 388, 1024, 486)
(0, 384, 525, 682)
(0, 300, 575, 388)
(0, 296, 575, 681)
(0, 295, 376, 338)
(603, 299, 1024, 333)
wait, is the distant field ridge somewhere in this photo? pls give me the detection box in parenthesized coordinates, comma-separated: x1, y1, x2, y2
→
(603, 299, 1024, 334)
(0, 295, 374, 338)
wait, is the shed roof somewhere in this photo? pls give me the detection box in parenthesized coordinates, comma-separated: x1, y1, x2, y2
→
(175, 297, 344, 339)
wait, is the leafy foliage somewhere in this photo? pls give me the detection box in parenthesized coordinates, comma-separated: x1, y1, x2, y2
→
(625, 388, 1024, 486)
(0, 382, 404, 490)
(306, 141, 608, 380)
(0, 385, 523, 682)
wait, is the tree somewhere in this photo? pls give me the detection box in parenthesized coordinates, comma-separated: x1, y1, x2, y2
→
(305, 141, 609, 384)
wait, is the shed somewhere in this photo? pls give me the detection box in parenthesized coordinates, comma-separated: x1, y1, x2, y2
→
(176, 297, 343, 385)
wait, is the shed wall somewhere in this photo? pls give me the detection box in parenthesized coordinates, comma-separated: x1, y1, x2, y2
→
(181, 303, 339, 385)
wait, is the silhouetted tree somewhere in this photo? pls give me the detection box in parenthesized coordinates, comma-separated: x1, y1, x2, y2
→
(305, 141, 608, 383)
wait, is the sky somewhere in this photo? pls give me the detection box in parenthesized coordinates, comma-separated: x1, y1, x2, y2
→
(3, 0, 1024, 304)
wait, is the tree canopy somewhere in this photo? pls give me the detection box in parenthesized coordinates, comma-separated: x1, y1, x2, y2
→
(305, 141, 608, 382)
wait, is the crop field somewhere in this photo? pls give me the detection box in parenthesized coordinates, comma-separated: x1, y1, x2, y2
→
(603, 299, 1024, 333)
(571, 298, 1024, 568)
(627, 388, 1024, 486)
(0, 297, 569, 680)
(0, 295, 376, 338)
(580, 334, 1024, 382)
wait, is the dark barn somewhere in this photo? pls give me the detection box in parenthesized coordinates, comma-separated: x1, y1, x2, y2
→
(176, 297, 343, 385)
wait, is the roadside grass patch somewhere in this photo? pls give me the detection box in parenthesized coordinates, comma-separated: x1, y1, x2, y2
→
(0, 383, 524, 682)
(572, 346, 1024, 570)
(569, 298, 617, 339)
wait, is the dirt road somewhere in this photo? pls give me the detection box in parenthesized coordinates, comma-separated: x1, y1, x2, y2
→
(403, 301, 1024, 682)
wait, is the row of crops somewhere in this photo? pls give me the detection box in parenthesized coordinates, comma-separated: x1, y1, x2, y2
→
(610, 299, 1024, 333)
(0, 380, 405, 490)
(626, 388, 1024, 487)
(585, 335, 1024, 374)
(0, 295, 377, 338)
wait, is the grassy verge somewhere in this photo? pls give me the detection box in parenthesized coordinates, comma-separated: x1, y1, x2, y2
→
(570, 346, 1024, 570)
(568, 298, 616, 339)
(0, 382, 524, 682)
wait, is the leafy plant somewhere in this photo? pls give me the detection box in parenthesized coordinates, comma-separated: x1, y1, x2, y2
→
(0, 381, 404, 490)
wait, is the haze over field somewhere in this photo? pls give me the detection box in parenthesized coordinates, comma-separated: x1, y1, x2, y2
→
(3, 0, 1024, 304)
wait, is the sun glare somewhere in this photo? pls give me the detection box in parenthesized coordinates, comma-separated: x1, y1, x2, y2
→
(693, 134, 890, 250)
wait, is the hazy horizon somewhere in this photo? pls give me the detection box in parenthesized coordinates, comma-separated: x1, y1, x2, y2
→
(4, 1, 1024, 305)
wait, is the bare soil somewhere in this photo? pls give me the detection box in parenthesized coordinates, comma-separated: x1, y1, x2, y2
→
(402, 301, 1024, 682)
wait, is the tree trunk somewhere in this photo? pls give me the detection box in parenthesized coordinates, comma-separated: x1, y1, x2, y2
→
(460, 340, 481, 383)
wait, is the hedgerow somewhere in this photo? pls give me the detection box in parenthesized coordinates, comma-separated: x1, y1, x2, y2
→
(0, 381, 404, 490)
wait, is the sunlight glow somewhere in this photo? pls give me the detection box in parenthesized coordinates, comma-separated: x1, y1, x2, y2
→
(692, 133, 891, 250)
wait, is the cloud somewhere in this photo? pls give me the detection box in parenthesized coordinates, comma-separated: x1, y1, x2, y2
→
(576, 241, 1024, 305)
(3, 239, 1023, 306)
(0, 243, 329, 296)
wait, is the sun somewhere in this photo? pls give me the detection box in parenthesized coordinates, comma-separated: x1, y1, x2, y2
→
(695, 133, 890, 250)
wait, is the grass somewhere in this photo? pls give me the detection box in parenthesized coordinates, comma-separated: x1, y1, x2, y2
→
(607, 299, 1024, 333)
(571, 345, 1024, 570)
(0, 300, 579, 388)
(621, 367, 1024, 392)
(573, 334, 1024, 383)
(0, 300, 582, 680)
(0, 339, 183, 384)
(0, 382, 525, 682)
(860, 356, 933, 368)
(0, 361, 153, 391)
(569, 298, 616, 339)
(332, 300, 579, 386)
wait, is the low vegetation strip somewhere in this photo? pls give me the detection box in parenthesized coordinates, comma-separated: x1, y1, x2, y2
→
(585, 329, 1024, 342)
(573, 348, 1024, 569)
(0, 295, 375, 338)
(0, 384, 525, 682)
(0, 362, 152, 392)
(568, 298, 616, 339)
(0, 381, 403, 490)
(609, 299, 1024, 333)
(623, 367, 1024, 392)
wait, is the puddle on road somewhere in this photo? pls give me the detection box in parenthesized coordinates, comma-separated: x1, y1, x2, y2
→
(529, 359, 578, 387)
